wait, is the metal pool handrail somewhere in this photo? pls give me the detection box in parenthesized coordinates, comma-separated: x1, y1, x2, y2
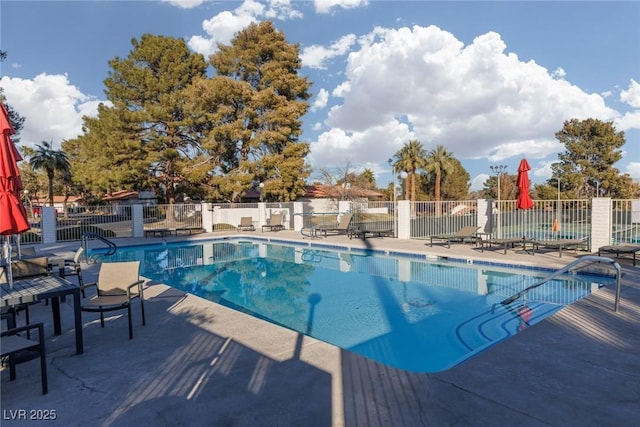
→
(81, 232, 117, 263)
(500, 256, 622, 312)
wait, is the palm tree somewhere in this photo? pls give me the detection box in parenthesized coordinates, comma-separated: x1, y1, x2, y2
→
(359, 168, 376, 189)
(392, 140, 427, 201)
(29, 141, 70, 207)
(425, 145, 455, 214)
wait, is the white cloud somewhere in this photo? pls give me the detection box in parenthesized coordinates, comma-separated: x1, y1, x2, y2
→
(486, 139, 562, 162)
(551, 67, 566, 80)
(162, 0, 205, 9)
(187, 0, 302, 57)
(532, 160, 559, 180)
(615, 110, 640, 132)
(620, 79, 640, 108)
(314, 0, 369, 14)
(311, 88, 329, 111)
(470, 173, 489, 191)
(308, 119, 413, 168)
(625, 162, 640, 181)
(300, 34, 357, 69)
(264, 0, 303, 20)
(311, 25, 620, 171)
(0, 74, 106, 149)
(187, 1, 263, 56)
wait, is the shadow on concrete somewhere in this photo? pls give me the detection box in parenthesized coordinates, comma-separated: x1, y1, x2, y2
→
(2, 286, 332, 427)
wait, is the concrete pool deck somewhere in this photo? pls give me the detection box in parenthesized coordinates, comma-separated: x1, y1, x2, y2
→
(2, 231, 639, 426)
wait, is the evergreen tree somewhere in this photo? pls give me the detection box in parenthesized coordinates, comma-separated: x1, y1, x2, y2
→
(103, 34, 208, 203)
(202, 21, 312, 202)
(551, 118, 627, 198)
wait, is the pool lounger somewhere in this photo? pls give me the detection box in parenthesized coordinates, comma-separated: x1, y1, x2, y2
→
(428, 226, 481, 248)
(598, 244, 640, 266)
(479, 237, 530, 255)
(530, 238, 589, 258)
(145, 228, 171, 238)
(349, 228, 394, 239)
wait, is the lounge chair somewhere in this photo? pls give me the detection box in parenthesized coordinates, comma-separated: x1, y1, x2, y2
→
(80, 261, 145, 339)
(262, 213, 284, 232)
(598, 244, 640, 266)
(349, 221, 394, 239)
(237, 217, 255, 232)
(316, 213, 353, 237)
(530, 238, 589, 258)
(1, 322, 48, 394)
(429, 226, 481, 248)
(479, 237, 529, 255)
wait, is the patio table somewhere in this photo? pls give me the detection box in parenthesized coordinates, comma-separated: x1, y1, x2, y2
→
(1, 275, 83, 355)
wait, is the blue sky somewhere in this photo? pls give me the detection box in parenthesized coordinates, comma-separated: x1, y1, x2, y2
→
(1, 0, 639, 192)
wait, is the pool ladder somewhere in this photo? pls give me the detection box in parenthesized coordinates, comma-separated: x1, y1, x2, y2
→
(500, 256, 622, 312)
(81, 232, 117, 263)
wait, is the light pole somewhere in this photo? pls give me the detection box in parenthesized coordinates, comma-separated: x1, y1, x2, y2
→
(490, 165, 507, 238)
(258, 182, 264, 202)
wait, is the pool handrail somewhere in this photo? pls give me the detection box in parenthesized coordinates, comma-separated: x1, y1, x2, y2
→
(500, 255, 622, 312)
(81, 232, 117, 263)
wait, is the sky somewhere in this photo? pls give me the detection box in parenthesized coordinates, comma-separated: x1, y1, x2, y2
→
(1, 0, 639, 192)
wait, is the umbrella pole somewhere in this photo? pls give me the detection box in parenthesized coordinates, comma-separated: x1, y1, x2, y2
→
(2, 236, 13, 289)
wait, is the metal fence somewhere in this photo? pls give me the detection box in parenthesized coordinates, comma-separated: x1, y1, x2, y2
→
(24, 205, 135, 243)
(494, 199, 591, 241)
(351, 200, 395, 234)
(410, 200, 478, 239)
(17, 198, 640, 247)
(143, 203, 203, 232)
(611, 199, 640, 244)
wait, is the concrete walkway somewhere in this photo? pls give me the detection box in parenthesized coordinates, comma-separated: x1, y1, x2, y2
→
(2, 231, 639, 426)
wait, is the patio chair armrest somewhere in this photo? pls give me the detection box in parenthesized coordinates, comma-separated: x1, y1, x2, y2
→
(126, 280, 145, 299)
(79, 282, 98, 294)
(1, 322, 44, 339)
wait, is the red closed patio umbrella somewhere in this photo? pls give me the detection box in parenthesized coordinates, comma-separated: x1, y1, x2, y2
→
(1, 102, 30, 236)
(1, 102, 30, 287)
(516, 159, 534, 210)
(516, 159, 534, 240)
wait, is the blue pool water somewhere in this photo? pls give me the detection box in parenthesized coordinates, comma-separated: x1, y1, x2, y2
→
(97, 238, 610, 373)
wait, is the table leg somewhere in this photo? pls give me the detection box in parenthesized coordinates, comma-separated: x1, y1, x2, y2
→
(50, 297, 62, 335)
(73, 290, 84, 355)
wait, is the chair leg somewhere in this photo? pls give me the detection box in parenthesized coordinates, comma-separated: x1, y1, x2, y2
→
(8, 355, 17, 381)
(24, 305, 31, 339)
(37, 323, 48, 395)
(127, 305, 133, 339)
(140, 299, 146, 326)
(99, 312, 105, 328)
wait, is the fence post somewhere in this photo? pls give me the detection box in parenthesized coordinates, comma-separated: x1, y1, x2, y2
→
(476, 199, 492, 235)
(293, 202, 304, 232)
(132, 204, 144, 238)
(201, 203, 214, 232)
(41, 207, 57, 244)
(258, 202, 267, 229)
(397, 200, 411, 239)
(591, 197, 612, 252)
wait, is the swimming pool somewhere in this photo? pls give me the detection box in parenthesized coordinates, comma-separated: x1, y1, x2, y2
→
(97, 238, 610, 372)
